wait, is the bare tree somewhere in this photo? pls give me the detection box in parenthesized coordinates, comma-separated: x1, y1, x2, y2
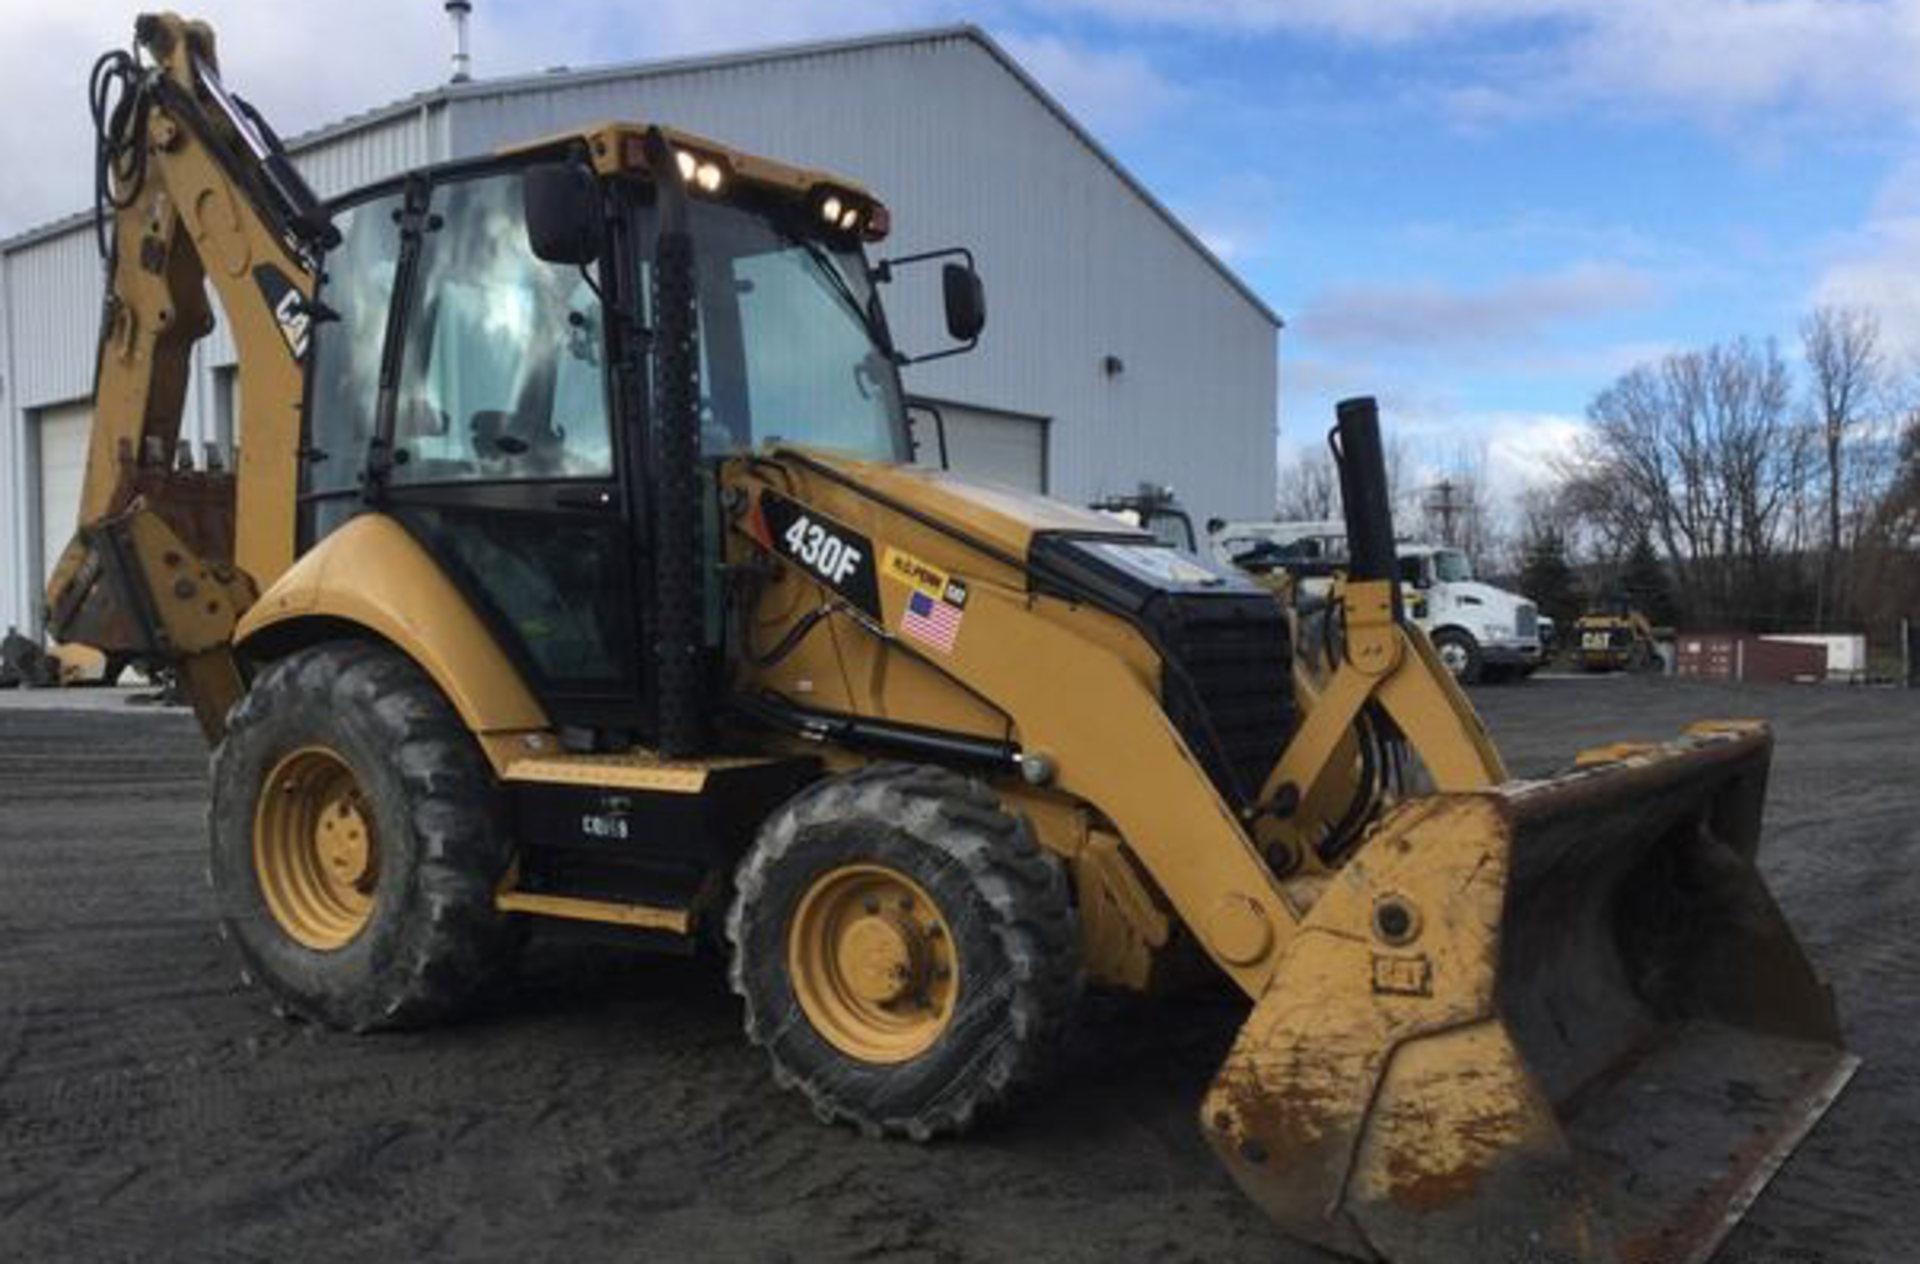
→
(1382, 431, 1420, 531)
(1275, 426, 1427, 539)
(1565, 338, 1801, 625)
(1273, 442, 1339, 521)
(1801, 306, 1883, 624)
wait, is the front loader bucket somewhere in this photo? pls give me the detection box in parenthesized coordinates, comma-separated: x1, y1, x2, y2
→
(1204, 722, 1856, 1264)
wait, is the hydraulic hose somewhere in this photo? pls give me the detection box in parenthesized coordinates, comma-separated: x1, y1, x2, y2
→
(89, 47, 152, 264)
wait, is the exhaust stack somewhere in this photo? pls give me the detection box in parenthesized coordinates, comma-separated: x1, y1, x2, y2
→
(445, 0, 472, 83)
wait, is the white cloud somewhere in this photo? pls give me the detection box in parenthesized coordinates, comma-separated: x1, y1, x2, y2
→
(550, 0, 954, 58)
(1043, 0, 1920, 128)
(0, 2, 485, 235)
(987, 34, 1184, 138)
(1812, 159, 1920, 355)
(1296, 261, 1659, 354)
(0, 0, 947, 236)
(1169, 174, 1286, 265)
(1483, 410, 1586, 490)
(1561, 0, 1918, 122)
(1811, 224, 1920, 355)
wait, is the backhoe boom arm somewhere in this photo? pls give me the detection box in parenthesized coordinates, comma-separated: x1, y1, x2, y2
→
(47, 12, 334, 735)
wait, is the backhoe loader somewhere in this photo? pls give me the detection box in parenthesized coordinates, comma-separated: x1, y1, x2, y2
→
(51, 15, 1855, 1261)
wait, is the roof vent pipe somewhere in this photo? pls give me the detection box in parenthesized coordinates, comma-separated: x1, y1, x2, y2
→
(445, 0, 473, 83)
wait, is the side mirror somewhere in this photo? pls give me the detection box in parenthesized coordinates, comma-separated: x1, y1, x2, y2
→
(523, 163, 601, 266)
(874, 247, 985, 365)
(942, 262, 986, 343)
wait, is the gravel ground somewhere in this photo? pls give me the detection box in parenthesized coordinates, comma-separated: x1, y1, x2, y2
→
(1, 677, 1913, 1263)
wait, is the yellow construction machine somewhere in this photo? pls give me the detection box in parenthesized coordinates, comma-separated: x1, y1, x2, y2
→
(52, 15, 1855, 1261)
(1576, 595, 1666, 673)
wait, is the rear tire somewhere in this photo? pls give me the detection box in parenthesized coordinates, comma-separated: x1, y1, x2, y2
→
(1432, 629, 1483, 684)
(209, 640, 522, 1032)
(728, 763, 1081, 1141)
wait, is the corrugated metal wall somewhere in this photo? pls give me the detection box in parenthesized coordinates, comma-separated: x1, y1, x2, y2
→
(0, 250, 19, 634)
(452, 35, 1277, 519)
(0, 33, 1276, 635)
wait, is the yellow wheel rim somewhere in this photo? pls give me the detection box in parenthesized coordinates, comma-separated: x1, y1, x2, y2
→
(254, 745, 380, 951)
(788, 864, 960, 1064)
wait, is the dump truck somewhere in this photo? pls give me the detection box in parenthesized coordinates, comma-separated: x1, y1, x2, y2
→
(50, 15, 1855, 1262)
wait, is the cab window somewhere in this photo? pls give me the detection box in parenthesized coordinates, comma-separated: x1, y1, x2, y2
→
(302, 192, 404, 518)
(392, 171, 612, 484)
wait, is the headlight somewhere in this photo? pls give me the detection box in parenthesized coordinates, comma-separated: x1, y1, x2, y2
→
(812, 184, 879, 236)
(669, 147, 727, 194)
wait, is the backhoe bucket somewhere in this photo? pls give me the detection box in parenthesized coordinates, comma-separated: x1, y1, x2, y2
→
(1204, 722, 1855, 1264)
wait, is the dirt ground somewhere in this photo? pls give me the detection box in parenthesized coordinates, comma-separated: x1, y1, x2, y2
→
(2, 677, 1915, 1263)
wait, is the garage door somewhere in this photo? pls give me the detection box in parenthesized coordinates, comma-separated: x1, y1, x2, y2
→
(910, 399, 1047, 492)
(36, 401, 93, 587)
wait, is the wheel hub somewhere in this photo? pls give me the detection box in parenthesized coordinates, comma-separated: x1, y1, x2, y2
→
(253, 746, 381, 952)
(315, 799, 374, 886)
(839, 915, 916, 1004)
(789, 864, 959, 1064)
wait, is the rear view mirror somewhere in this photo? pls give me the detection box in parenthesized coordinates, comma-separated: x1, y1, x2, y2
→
(523, 162, 601, 266)
(942, 263, 985, 342)
(874, 247, 986, 365)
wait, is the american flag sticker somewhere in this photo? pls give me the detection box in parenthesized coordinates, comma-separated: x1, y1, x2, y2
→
(901, 587, 965, 654)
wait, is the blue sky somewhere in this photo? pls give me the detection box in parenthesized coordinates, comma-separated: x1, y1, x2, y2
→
(9, 0, 1918, 489)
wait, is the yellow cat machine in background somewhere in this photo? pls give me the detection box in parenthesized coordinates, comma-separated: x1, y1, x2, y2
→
(52, 15, 1853, 1261)
(1577, 596, 1667, 673)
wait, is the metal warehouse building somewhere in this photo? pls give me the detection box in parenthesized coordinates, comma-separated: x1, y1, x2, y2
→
(0, 25, 1279, 638)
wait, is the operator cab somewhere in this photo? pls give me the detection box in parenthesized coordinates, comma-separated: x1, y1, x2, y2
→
(297, 124, 982, 734)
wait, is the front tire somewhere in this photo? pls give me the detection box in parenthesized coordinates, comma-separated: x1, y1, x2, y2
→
(209, 640, 522, 1032)
(728, 764, 1081, 1141)
(1432, 628, 1483, 684)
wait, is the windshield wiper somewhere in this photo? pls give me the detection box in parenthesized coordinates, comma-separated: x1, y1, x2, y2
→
(775, 225, 895, 359)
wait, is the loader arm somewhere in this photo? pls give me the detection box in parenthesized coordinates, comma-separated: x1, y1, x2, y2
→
(45, 11, 335, 736)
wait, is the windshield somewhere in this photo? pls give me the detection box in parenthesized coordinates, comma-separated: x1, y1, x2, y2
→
(1143, 512, 1197, 553)
(1433, 550, 1474, 582)
(639, 193, 909, 463)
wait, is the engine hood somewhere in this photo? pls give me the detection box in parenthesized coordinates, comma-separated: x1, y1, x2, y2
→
(787, 447, 1147, 560)
(1438, 580, 1526, 612)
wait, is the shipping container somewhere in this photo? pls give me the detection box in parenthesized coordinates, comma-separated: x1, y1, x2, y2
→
(1676, 634, 1825, 684)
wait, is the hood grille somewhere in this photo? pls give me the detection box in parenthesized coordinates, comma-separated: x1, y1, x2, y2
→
(1154, 594, 1296, 810)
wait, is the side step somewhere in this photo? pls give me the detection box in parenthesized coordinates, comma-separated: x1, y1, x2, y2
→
(493, 745, 820, 933)
(495, 889, 692, 934)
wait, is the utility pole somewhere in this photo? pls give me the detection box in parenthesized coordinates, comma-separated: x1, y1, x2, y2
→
(1424, 478, 1462, 546)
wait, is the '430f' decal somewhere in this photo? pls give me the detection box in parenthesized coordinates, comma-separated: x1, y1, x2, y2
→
(758, 491, 882, 618)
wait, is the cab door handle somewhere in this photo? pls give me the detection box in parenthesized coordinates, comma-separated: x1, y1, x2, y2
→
(553, 488, 618, 513)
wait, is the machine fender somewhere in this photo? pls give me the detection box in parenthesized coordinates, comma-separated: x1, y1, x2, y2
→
(233, 514, 547, 736)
